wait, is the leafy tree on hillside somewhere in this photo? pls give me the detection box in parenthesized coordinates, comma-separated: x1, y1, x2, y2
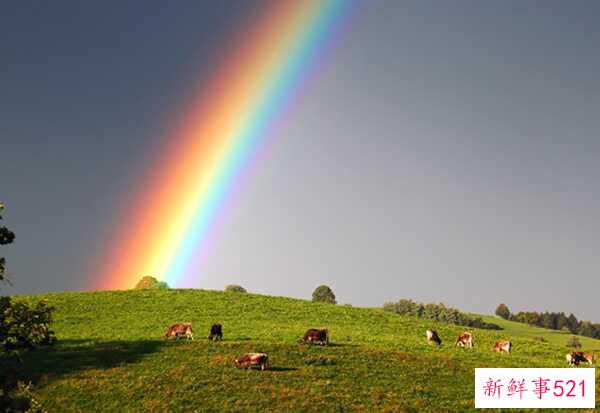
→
(134, 275, 169, 290)
(577, 321, 595, 337)
(555, 312, 569, 331)
(0, 202, 16, 283)
(567, 313, 579, 333)
(312, 285, 336, 304)
(1, 202, 55, 411)
(224, 284, 247, 293)
(495, 303, 510, 319)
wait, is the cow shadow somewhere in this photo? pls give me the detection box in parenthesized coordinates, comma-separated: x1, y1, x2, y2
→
(268, 366, 298, 372)
(300, 342, 356, 348)
(325, 342, 356, 348)
(9, 339, 164, 385)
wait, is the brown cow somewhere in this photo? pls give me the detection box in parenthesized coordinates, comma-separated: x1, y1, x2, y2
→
(234, 353, 269, 370)
(456, 332, 473, 348)
(426, 329, 442, 346)
(300, 328, 329, 345)
(567, 351, 595, 366)
(165, 323, 193, 340)
(493, 340, 512, 353)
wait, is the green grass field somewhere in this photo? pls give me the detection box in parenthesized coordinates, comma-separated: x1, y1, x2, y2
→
(5, 290, 599, 412)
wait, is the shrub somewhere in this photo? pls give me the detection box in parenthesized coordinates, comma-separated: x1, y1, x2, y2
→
(495, 303, 511, 319)
(312, 285, 336, 304)
(566, 336, 582, 349)
(1, 202, 55, 412)
(134, 276, 169, 290)
(532, 336, 548, 343)
(224, 285, 247, 293)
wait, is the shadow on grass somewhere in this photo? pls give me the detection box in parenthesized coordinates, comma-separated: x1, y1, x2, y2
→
(299, 342, 357, 348)
(11, 339, 165, 384)
(268, 366, 298, 372)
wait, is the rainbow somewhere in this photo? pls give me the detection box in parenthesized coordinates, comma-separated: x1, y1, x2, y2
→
(96, 0, 353, 289)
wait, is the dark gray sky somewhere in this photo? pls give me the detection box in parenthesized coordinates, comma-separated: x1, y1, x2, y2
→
(2, 1, 599, 320)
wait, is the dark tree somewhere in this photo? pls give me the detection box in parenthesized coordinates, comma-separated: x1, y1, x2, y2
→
(566, 313, 579, 333)
(1, 202, 55, 411)
(0, 202, 16, 283)
(577, 321, 595, 337)
(312, 285, 336, 304)
(495, 303, 511, 319)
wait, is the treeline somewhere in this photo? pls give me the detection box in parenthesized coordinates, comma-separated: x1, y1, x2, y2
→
(384, 299, 502, 330)
(495, 303, 600, 340)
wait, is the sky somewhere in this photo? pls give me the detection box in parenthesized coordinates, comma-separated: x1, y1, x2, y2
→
(1, 1, 599, 320)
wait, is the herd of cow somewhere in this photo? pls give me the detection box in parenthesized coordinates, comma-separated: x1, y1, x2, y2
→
(426, 329, 511, 352)
(164, 322, 595, 370)
(426, 328, 596, 366)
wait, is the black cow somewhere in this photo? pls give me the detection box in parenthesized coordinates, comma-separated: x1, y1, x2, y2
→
(208, 323, 223, 341)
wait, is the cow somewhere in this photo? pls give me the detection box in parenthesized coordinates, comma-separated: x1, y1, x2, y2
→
(456, 332, 473, 348)
(300, 328, 329, 345)
(208, 323, 223, 341)
(234, 353, 269, 371)
(426, 329, 442, 346)
(567, 351, 595, 366)
(165, 323, 193, 340)
(493, 340, 512, 353)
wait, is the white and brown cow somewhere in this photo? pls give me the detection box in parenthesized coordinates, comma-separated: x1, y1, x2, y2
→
(234, 352, 269, 370)
(456, 332, 473, 348)
(165, 323, 193, 340)
(567, 351, 595, 366)
(426, 329, 442, 346)
(493, 340, 512, 353)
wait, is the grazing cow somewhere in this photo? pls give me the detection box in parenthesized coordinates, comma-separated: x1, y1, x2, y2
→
(208, 323, 223, 341)
(300, 328, 329, 345)
(566, 352, 577, 366)
(165, 323, 193, 340)
(234, 353, 269, 371)
(456, 332, 473, 348)
(426, 329, 442, 346)
(567, 351, 595, 366)
(493, 340, 512, 353)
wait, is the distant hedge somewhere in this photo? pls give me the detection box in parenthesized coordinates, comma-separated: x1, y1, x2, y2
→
(508, 310, 600, 340)
(383, 299, 502, 330)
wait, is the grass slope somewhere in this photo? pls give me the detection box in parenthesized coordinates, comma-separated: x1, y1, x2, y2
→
(479, 314, 600, 349)
(6, 290, 599, 412)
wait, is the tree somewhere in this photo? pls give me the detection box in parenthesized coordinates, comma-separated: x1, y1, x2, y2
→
(495, 303, 511, 319)
(566, 313, 579, 333)
(1, 202, 55, 411)
(0, 202, 16, 283)
(134, 275, 169, 290)
(224, 284, 247, 293)
(555, 312, 569, 331)
(577, 321, 595, 338)
(312, 285, 336, 304)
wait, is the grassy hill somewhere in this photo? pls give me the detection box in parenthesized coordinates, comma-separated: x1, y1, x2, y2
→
(6, 289, 600, 412)
(479, 314, 600, 350)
